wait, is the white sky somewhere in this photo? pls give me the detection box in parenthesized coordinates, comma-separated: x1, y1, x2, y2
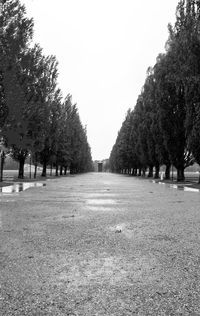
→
(21, 0, 177, 160)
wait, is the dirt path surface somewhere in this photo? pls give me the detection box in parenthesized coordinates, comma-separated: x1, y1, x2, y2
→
(1, 172, 200, 315)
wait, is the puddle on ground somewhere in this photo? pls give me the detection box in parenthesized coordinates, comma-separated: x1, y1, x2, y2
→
(152, 180, 200, 193)
(86, 199, 116, 205)
(0, 182, 46, 195)
(87, 206, 115, 212)
(109, 223, 135, 238)
(84, 193, 117, 198)
(170, 184, 200, 192)
(85, 198, 119, 211)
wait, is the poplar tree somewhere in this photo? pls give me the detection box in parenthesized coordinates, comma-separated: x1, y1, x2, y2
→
(0, 0, 33, 178)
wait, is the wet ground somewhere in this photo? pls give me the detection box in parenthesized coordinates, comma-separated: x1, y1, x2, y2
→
(1, 172, 200, 315)
(0, 182, 46, 194)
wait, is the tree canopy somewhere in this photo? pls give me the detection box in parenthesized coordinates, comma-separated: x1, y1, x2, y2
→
(110, 0, 200, 182)
(0, 0, 93, 179)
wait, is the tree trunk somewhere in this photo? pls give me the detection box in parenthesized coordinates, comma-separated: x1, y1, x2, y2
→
(18, 157, 25, 179)
(148, 166, 153, 178)
(154, 164, 160, 179)
(29, 156, 32, 179)
(177, 167, 185, 182)
(138, 168, 142, 176)
(142, 168, 146, 177)
(55, 163, 59, 176)
(64, 166, 67, 175)
(133, 168, 137, 176)
(0, 158, 3, 182)
(60, 165, 63, 176)
(0, 151, 5, 182)
(34, 163, 37, 179)
(41, 160, 47, 177)
(33, 153, 38, 179)
(165, 164, 171, 180)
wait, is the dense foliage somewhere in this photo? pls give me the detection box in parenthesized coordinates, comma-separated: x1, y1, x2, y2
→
(0, 0, 92, 180)
(110, 0, 200, 182)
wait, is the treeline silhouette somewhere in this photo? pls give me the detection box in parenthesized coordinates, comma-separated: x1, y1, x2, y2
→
(0, 0, 93, 180)
(110, 0, 200, 182)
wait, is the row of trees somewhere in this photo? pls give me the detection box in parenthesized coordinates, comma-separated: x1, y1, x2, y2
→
(110, 0, 200, 182)
(0, 0, 93, 180)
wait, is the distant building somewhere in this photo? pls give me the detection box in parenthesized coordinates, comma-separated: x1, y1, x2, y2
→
(98, 162, 103, 172)
(93, 160, 102, 172)
(93, 159, 110, 172)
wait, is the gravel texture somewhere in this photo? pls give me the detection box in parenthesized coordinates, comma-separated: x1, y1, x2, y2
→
(1, 172, 200, 315)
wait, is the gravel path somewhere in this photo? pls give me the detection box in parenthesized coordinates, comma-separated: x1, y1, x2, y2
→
(1, 172, 200, 315)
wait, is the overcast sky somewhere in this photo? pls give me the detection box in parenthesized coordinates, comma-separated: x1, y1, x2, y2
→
(21, 0, 177, 160)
